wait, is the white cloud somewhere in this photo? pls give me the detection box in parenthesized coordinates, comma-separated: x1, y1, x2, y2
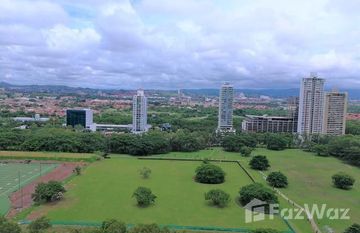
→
(0, 0, 359, 89)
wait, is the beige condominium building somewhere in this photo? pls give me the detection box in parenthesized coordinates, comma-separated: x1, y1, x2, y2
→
(323, 91, 348, 135)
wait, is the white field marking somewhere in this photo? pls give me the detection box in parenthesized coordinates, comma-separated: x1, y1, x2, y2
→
(7, 183, 11, 186)
(0, 164, 57, 197)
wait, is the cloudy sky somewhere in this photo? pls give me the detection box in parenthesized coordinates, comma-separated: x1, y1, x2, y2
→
(0, 0, 359, 89)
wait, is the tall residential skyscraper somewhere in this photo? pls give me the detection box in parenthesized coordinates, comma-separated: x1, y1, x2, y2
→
(323, 91, 348, 135)
(297, 73, 325, 134)
(132, 89, 148, 133)
(217, 82, 235, 133)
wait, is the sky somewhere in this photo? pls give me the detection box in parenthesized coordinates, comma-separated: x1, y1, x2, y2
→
(0, 0, 359, 89)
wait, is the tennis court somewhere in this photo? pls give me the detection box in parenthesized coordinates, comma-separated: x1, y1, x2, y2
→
(0, 162, 57, 215)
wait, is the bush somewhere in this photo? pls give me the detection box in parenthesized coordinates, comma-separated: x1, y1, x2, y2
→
(74, 166, 82, 175)
(240, 146, 253, 157)
(222, 134, 257, 152)
(101, 219, 127, 233)
(0, 217, 22, 233)
(239, 183, 278, 206)
(344, 223, 360, 233)
(266, 172, 288, 188)
(132, 187, 157, 207)
(195, 164, 225, 184)
(313, 144, 329, 156)
(265, 134, 288, 151)
(204, 189, 231, 207)
(27, 217, 51, 233)
(32, 181, 66, 204)
(139, 167, 152, 179)
(249, 155, 270, 171)
(332, 172, 355, 190)
(252, 229, 280, 233)
(129, 224, 170, 233)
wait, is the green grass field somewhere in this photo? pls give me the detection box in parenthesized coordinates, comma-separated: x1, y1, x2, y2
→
(253, 148, 360, 233)
(41, 158, 289, 231)
(22, 148, 360, 233)
(0, 162, 57, 215)
(0, 151, 96, 162)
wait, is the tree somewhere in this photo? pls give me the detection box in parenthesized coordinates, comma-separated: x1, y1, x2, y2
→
(266, 172, 288, 188)
(313, 144, 329, 156)
(332, 172, 355, 190)
(204, 189, 231, 207)
(251, 229, 280, 233)
(27, 217, 51, 233)
(265, 134, 288, 151)
(344, 223, 360, 233)
(239, 183, 278, 206)
(249, 155, 270, 171)
(0, 217, 22, 233)
(139, 167, 152, 179)
(101, 219, 127, 233)
(222, 134, 257, 152)
(195, 164, 225, 184)
(74, 166, 82, 175)
(32, 181, 66, 204)
(240, 146, 253, 157)
(132, 187, 157, 207)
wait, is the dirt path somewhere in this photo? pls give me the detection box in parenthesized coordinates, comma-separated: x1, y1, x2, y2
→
(7, 162, 84, 218)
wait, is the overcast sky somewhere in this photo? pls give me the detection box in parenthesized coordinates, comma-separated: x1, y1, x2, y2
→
(0, 0, 359, 89)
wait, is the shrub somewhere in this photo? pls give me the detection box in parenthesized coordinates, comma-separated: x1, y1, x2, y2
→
(74, 166, 82, 175)
(239, 183, 278, 206)
(265, 134, 288, 151)
(240, 146, 253, 157)
(204, 189, 231, 207)
(266, 172, 288, 188)
(0, 217, 22, 233)
(332, 172, 355, 190)
(344, 223, 360, 233)
(129, 224, 170, 233)
(101, 219, 127, 233)
(139, 167, 152, 179)
(252, 229, 280, 233)
(195, 164, 225, 184)
(32, 181, 66, 204)
(249, 155, 270, 171)
(27, 217, 51, 233)
(132, 187, 157, 207)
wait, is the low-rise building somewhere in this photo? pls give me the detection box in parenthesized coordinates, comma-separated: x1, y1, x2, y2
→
(242, 115, 297, 133)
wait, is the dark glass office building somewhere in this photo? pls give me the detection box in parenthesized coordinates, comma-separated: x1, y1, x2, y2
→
(66, 109, 93, 128)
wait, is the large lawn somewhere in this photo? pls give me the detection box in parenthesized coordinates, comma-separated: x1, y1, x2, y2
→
(253, 148, 360, 233)
(42, 157, 289, 231)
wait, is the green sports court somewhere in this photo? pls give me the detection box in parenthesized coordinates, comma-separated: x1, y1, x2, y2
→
(0, 162, 57, 215)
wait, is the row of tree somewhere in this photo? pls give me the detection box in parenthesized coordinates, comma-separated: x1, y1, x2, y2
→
(0, 128, 208, 155)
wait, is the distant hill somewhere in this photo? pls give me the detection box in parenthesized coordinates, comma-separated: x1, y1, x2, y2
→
(1, 82, 359, 100)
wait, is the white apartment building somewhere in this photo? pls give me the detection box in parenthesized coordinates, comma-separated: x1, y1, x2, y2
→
(217, 82, 235, 133)
(297, 73, 325, 134)
(132, 89, 148, 133)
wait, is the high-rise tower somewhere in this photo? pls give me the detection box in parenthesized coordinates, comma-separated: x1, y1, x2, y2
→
(217, 82, 235, 133)
(297, 73, 325, 134)
(323, 91, 347, 135)
(132, 89, 148, 133)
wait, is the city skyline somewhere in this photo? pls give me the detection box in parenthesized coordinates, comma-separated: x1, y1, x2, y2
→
(1, 0, 360, 89)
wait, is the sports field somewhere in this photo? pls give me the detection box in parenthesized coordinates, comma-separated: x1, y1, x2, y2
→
(37, 158, 290, 231)
(0, 162, 57, 215)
